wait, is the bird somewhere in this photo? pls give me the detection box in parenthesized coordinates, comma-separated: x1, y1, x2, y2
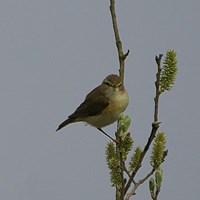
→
(56, 74, 129, 141)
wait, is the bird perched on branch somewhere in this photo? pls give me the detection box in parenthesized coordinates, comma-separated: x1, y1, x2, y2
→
(56, 74, 129, 140)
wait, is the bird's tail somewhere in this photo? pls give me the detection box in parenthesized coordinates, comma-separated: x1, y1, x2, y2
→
(56, 118, 75, 131)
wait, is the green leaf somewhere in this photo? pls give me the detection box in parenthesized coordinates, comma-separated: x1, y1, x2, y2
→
(149, 177, 155, 198)
(117, 113, 131, 134)
(124, 115, 131, 132)
(155, 166, 163, 189)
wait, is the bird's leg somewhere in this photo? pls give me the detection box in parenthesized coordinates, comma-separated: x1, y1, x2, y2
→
(97, 128, 116, 143)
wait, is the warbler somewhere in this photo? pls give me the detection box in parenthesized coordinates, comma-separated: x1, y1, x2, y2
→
(56, 74, 129, 140)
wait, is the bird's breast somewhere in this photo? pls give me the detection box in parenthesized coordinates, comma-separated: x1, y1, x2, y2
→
(84, 89, 129, 128)
(108, 89, 129, 114)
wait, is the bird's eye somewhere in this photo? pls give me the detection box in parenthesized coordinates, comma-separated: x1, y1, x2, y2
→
(104, 81, 111, 86)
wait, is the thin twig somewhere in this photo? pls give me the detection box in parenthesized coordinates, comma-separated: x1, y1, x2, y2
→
(154, 54, 163, 122)
(154, 187, 160, 200)
(125, 169, 155, 200)
(109, 0, 129, 84)
(124, 55, 163, 196)
(125, 150, 168, 200)
(124, 123, 159, 194)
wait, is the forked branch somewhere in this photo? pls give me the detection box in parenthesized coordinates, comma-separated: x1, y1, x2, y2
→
(124, 55, 163, 196)
(110, 0, 129, 84)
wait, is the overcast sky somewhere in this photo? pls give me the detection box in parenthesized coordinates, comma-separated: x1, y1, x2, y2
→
(0, 0, 199, 200)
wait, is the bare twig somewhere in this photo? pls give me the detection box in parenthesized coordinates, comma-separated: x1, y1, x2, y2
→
(154, 54, 163, 122)
(124, 55, 163, 196)
(154, 187, 160, 200)
(125, 169, 155, 200)
(109, 0, 129, 84)
(150, 178, 161, 200)
(126, 151, 168, 200)
(124, 123, 159, 194)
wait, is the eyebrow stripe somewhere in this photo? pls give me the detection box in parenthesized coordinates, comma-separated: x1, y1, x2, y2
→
(103, 80, 122, 87)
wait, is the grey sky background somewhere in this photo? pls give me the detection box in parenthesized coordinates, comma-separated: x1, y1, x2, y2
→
(0, 0, 199, 199)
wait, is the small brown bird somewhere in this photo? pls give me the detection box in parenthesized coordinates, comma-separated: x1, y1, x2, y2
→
(56, 74, 129, 140)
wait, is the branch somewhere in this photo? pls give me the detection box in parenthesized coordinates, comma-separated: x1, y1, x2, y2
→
(116, 135, 125, 199)
(125, 169, 155, 200)
(124, 55, 163, 195)
(154, 54, 163, 122)
(109, 1, 130, 199)
(109, 0, 129, 84)
(124, 123, 160, 194)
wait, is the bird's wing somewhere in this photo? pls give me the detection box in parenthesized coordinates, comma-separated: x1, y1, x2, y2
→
(68, 86, 109, 119)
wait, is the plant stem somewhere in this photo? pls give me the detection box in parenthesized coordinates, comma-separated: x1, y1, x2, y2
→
(124, 55, 163, 197)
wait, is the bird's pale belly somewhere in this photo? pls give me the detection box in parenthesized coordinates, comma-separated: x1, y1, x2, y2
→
(85, 90, 129, 128)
